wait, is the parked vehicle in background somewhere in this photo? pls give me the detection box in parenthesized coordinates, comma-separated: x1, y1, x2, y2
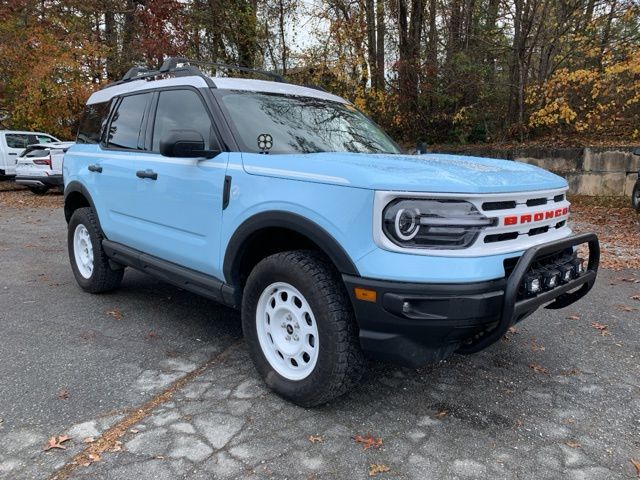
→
(632, 148, 640, 213)
(0, 130, 60, 177)
(15, 142, 74, 194)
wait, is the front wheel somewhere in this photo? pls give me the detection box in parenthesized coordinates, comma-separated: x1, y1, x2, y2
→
(632, 180, 640, 213)
(68, 207, 124, 293)
(242, 250, 365, 407)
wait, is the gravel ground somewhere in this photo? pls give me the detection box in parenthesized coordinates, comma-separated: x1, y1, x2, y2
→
(0, 185, 639, 480)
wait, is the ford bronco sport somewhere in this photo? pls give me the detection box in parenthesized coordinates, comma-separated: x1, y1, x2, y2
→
(64, 58, 599, 406)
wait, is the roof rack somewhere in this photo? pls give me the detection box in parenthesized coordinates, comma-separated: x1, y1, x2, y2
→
(159, 57, 286, 83)
(102, 57, 330, 93)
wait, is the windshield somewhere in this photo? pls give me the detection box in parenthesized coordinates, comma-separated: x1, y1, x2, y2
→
(216, 91, 401, 155)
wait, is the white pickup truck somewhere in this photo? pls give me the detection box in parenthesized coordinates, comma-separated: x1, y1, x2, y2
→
(0, 130, 60, 177)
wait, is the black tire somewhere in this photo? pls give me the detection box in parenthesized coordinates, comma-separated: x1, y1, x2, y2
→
(242, 250, 365, 407)
(68, 207, 124, 293)
(632, 180, 640, 213)
(28, 186, 49, 194)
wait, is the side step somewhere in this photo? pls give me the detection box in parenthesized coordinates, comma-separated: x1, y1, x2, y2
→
(102, 240, 237, 308)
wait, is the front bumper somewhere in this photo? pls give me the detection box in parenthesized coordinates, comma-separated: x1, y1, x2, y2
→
(15, 174, 63, 188)
(344, 233, 599, 367)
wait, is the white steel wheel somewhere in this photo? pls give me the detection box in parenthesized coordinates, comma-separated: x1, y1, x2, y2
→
(255, 282, 319, 381)
(73, 224, 94, 279)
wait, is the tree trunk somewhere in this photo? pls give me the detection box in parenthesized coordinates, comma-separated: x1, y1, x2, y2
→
(365, 0, 377, 87)
(375, 0, 385, 88)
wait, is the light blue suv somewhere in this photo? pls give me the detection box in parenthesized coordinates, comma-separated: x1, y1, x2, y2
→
(64, 58, 599, 406)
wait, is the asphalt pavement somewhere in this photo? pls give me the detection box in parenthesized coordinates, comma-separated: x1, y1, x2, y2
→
(0, 192, 639, 479)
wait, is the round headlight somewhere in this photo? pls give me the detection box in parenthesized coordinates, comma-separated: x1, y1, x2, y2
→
(394, 208, 420, 240)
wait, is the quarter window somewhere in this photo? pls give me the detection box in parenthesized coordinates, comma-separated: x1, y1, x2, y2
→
(152, 90, 218, 152)
(107, 93, 151, 150)
(77, 101, 111, 144)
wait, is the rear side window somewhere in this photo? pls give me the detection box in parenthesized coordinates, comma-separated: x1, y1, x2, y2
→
(151, 89, 219, 152)
(77, 101, 111, 144)
(106, 93, 151, 150)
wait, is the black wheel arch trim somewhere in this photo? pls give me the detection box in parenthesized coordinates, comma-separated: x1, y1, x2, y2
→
(223, 211, 360, 284)
(64, 181, 98, 223)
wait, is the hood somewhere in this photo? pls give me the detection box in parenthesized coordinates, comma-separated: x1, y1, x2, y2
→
(241, 152, 568, 194)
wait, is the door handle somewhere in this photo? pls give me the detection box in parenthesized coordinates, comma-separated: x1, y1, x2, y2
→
(136, 169, 158, 180)
(88, 164, 102, 173)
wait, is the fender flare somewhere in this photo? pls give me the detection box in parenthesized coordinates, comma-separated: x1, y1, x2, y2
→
(223, 211, 359, 283)
(63, 181, 98, 223)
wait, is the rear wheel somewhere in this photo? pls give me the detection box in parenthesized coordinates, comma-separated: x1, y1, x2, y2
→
(242, 250, 365, 407)
(68, 207, 124, 293)
(632, 180, 640, 213)
(28, 186, 49, 194)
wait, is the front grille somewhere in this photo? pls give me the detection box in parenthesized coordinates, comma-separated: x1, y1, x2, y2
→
(482, 200, 516, 211)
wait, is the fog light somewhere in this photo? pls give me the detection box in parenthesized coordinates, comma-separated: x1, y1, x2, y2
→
(559, 265, 574, 283)
(524, 275, 542, 294)
(571, 258, 585, 276)
(543, 270, 561, 290)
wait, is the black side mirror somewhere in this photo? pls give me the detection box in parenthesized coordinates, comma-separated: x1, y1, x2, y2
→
(633, 147, 640, 156)
(160, 129, 219, 158)
(416, 141, 428, 154)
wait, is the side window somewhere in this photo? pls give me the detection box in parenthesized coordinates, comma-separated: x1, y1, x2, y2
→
(107, 93, 151, 150)
(36, 135, 57, 144)
(5, 134, 30, 148)
(77, 101, 111, 144)
(152, 89, 219, 152)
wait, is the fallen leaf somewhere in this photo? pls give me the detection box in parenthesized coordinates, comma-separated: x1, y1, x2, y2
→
(129, 428, 139, 434)
(354, 433, 383, 450)
(368, 464, 391, 477)
(88, 453, 101, 462)
(515, 418, 524, 427)
(435, 408, 448, 418)
(57, 389, 69, 400)
(631, 295, 640, 301)
(106, 309, 123, 320)
(565, 441, 581, 448)
(109, 441, 123, 452)
(308, 435, 323, 444)
(145, 331, 159, 340)
(630, 458, 640, 477)
(43, 435, 71, 451)
(616, 304, 637, 312)
(591, 322, 611, 336)
(531, 342, 546, 352)
(83, 437, 95, 444)
(529, 363, 549, 374)
(566, 315, 581, 320)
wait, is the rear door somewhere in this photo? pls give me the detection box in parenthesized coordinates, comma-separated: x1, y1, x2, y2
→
(131, 87, 229, 277)
(91, 92, 154, 246)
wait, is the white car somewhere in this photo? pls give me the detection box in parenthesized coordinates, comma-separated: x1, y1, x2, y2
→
(15, 142, 74, 193)
(0, 130, 60, 177)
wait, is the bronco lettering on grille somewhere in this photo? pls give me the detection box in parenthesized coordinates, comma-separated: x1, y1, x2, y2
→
(504, 207, 568, 226)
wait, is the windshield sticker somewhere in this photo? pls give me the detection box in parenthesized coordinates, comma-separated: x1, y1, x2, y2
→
(257, 134, 273, 153)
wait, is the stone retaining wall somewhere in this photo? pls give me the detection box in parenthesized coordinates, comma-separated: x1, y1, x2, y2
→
(436, 146, 639, 196)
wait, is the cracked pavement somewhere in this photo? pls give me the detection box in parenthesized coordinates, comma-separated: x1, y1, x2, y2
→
(0, 193, 639, 479)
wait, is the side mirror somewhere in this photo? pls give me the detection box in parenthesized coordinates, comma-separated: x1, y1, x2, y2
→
(160, 129, 219, 158)
(416, 141, 428, 155)
(633, 147, 640, 156)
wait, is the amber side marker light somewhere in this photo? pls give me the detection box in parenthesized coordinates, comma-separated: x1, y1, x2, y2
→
(354, 287, 377, 302)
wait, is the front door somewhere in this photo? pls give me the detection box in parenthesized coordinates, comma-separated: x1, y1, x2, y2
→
(131, 88, 228, 278)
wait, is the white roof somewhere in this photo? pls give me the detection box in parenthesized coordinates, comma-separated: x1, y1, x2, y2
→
(88, 75, 348, 105)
